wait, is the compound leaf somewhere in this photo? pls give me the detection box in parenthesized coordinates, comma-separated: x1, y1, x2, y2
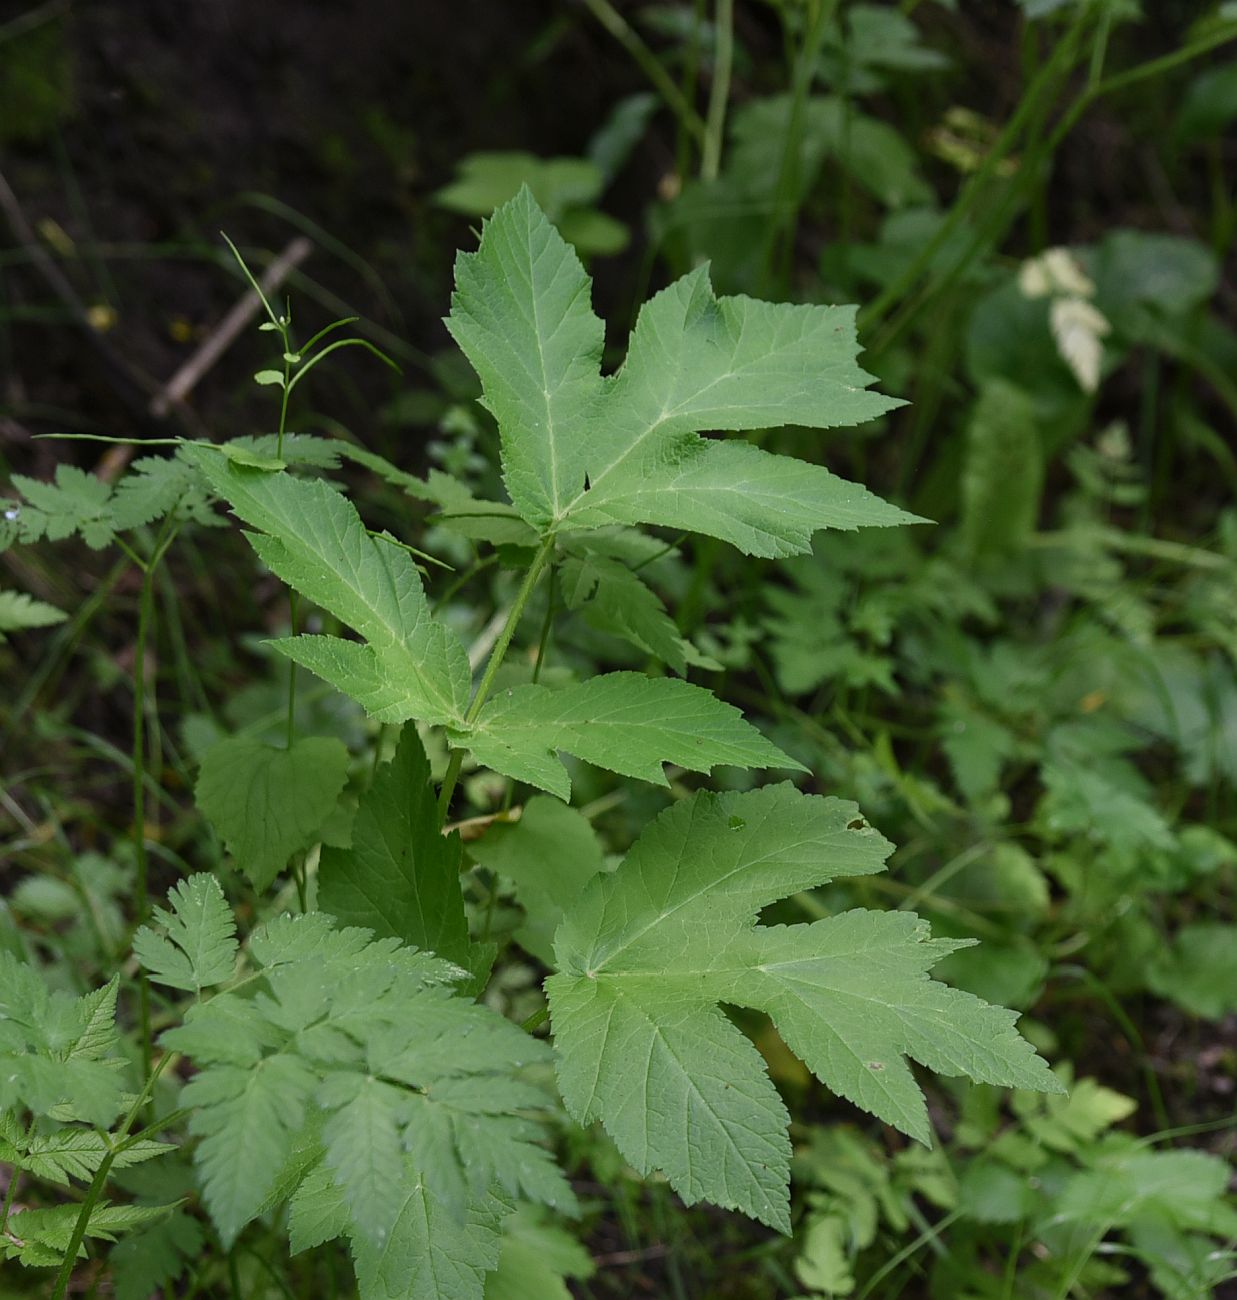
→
(0, 954, 124, 1126)
(13, 1129, 172, 1186)
(110, 452, 216, 532)
(162, 907, 565, 1256)
(484, 1205, 595, 1300)
(196, 734, 350, 891)
(320, 1074, 409, 1247)
(547, 784, 1060, 1231)
(195, 458, 470, 726)
(110, 1210, 204, 1300)
(181, 1053, 318, 1247)
(319, 725, 470, 970)
(133, 873, 238, 993)
(2, 1202, 176, 1266)
(9, 464, 115, 549)
(452, 672, 803, 800)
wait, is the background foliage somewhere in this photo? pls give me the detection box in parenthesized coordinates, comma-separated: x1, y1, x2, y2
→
(1, 1, 1235, 1297)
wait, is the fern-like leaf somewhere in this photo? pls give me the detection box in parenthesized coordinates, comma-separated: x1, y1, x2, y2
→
(134, 873, 238, 993)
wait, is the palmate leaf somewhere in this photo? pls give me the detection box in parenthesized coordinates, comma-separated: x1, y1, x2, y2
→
(447, 188, 918, 555)
(546, 784, 1060, 1232)
(450, 672, 803, 800)
(193, 455, 470, 726)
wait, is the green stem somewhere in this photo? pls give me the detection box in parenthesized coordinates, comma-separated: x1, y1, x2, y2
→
(437, 534, 557, 822)
(521, 1007, 550, 1034)
(431, 552, 498, 614)
(531, 566, 557, 687)
(276, 352, 291, 461)
(854, 1208, 963, 1300)
(1052, 964, 1169, 1131)
(49, 1054, 173, 1300)
(132, 557, 157, 923)
(0, 1118, 36, 1233)
(858, 5, 1091, 333)
(677, 0, 705, 177)
(764, 0, 836, 294)
(285, 592, 299, 749)
(700, 0, 734, 181)
(579, 0, 707, 143)
(131, 520, 173, 1086)
(292, 855, 308, 913)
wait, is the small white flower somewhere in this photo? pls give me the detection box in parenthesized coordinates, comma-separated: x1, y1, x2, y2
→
(1020, 247, 1096, 300)
(1051, 297, 1111, 393)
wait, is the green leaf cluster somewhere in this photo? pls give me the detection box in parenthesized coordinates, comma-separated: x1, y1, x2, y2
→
(140, 876, 571, 1298)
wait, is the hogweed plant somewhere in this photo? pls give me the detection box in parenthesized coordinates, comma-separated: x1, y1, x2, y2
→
(1, 190, 1061, 1299)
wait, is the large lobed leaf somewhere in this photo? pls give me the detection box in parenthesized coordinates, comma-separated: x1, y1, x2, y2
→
(447, 188, 918, 555)
(547, 784, 1061, 1232)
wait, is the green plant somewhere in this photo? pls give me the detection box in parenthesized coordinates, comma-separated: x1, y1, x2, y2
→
(0, 190, 1063, 1298)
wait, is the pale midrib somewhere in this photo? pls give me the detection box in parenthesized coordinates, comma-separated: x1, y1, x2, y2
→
(303, 504, 463, 719)
(586, 843, 889, 976)
(589, 837, 828, 974)
(556, 304, 763, 520)
(557, 371, 733, 521)
(523, 223, 563, 518)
